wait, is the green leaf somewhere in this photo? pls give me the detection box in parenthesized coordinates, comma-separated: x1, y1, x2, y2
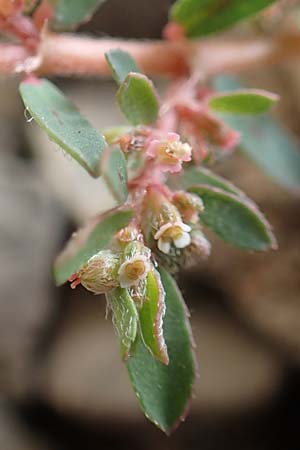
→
(127, 267, 196, 434)
(50, 0, 106, 30)
(213, 75, 300, 190)
(177, 166, 243, 195)
(107, 288, 138, 360)
(54, 208, 133, 286)
(209, 90, 279, 115)
(138, 270, 169, 365)
(101, 146, 128, 204)
(19, 79, 106, 177)
(105, 49, 141, 85)
(117, 73, 159, 125)
(170, 0, 276, 37)
(189, 185, 276, 250)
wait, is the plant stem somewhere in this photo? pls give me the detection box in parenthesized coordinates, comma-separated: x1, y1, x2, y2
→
(1, 32, 300, 78)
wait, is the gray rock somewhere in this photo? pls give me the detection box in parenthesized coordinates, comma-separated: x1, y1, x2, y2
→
(0, 154, 63, 398)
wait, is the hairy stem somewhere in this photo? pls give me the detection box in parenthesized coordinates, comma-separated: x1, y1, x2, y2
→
(1, 32, 300, 78)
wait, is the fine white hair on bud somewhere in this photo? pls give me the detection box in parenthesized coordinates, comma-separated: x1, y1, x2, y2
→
(70, 250, 120, 294)
(173, 191, 204, 224)
(179, 228, 211, 269)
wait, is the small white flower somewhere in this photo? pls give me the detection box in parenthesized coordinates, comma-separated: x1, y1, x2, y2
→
(154, 221, 191, 254)
(118, 255, 151, 288)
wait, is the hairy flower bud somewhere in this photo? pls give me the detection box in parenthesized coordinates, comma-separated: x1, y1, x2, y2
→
(179, 228, 211, 268)
(142, 187, 192, 255)
(173, 191, 204, 223)
(69, 250, 120, 294)
(115, 224, 140, 246)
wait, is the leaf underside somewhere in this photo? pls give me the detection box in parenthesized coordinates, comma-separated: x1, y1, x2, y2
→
(105, 49, 141, 85)
(108, 287, 138, 359)
(117, 73, 159, 125)
(213, 75, 300, 190)
(171, 0, 277, 37)
(209, 90, 279, 115)
(138, 270, 169, 365)
(127, 267, 196, 434)
(19, 79, 106, 177)
(101, 146, 128, 204)
(189, 184, 276, 250)
(50, 0, 107, 30)
(177, 166, 243, 196)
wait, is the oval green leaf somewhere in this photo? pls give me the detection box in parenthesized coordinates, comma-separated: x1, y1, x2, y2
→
(213, 75, 300, 190)
(49, 0, 106, 30)
(189, 185, 276, 251)
(101, 146, 128, 204)
(54, 208, 133, 286)
(127, 267, 196, 434)
(19, 79, 106, 177)
(138, 270, 169, 365)
(176, 166, 243, 195)
(170, 0, 276, 37)
(117, 73, 159, 125)
(105, 49, 141, 85)
(209, 90, 279, 115)
(107, 287, 138, 360)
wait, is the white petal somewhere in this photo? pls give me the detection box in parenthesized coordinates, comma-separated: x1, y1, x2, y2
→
(181, 222, 192, 232)
(158, 238, 171, 254)
(174, 232, 191, 249)
(154, 223, 173, 240)
(119, 274, 132, 288)
(118, 263, 131, 288)
(118, 255, 150, 288)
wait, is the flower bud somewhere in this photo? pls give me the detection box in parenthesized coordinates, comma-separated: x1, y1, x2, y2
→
(173, 191, 204, 224)
(142, 187, 192, 255)
(115, 225, 140, 247)
(69, 250, 120, 294)
(179, 228, 211, 268)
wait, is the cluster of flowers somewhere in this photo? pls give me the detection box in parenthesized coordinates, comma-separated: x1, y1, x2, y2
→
(68, 74, 242, 298)
(69, 130, 215, 298)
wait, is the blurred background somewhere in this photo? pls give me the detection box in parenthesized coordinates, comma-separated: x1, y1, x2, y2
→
(1, 0, 300, 449)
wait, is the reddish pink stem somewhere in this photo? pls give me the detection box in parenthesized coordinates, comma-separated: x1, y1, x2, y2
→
(1, 32, 300, 78)
(38, 33, 191, 78)
(0, 43, 29, 74)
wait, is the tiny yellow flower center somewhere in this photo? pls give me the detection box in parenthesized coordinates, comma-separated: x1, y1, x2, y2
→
(158, 141, 192, 166)
(161, 225, 184, 242)
(158, 143, 178, 165)
(124, 260, 147, 281)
